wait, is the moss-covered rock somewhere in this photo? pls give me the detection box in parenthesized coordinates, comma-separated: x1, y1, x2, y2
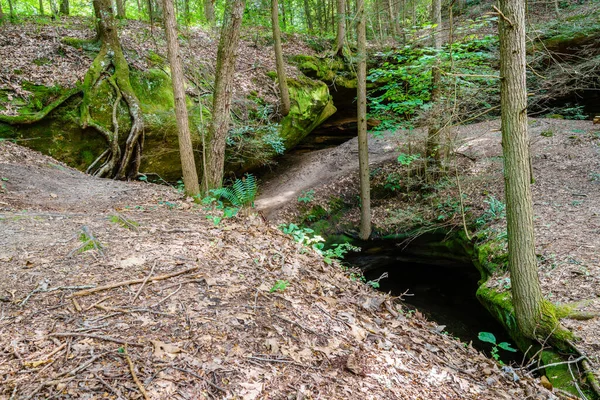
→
(280, 76, 336, 149)
(289, 54, 357, 89)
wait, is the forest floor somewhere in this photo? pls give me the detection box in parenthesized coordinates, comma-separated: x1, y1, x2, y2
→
(257, 117, 600, 391)
(0, 140, 558, 398)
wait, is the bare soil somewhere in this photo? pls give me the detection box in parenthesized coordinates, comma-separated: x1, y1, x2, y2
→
(0, 140, 556, 399)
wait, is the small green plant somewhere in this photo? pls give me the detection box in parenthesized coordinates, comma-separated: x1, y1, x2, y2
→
(321, 242, 361, 264)
(210, 174, 258, 208)
(108, 214, 139, 230)
(476, 195, 506, 227)
(478, 332, 517, 364)
(397, 152, 420, 166)
(540, 130, 554, 137)
(270, 280, 289, 293)
(297, 189, 315, 204)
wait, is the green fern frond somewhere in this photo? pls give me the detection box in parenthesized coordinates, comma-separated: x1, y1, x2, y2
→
(211, 174, 258, 208)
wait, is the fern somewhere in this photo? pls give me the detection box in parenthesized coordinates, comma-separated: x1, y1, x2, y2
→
(210, 174, 258, 208)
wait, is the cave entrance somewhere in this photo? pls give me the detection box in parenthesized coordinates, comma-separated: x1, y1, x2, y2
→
(343, 233, 522, 363)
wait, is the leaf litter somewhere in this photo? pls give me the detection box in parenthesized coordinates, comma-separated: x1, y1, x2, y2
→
(0, 141, 558, 398)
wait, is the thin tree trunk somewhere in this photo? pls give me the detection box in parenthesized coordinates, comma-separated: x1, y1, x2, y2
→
(554, 0, 559, 16)
(7, 0, 14, 19)
(499, 0, 557, 340)
(272, 0, 291, 116)
(59, 0, 69, 15)
(357, 0, 371, 240)
(281, 0, 286, 30)
(39, 0, 45, 15)
(426, 0, 442, 169)
(162, 0, 199, 196)
(206, 0, 246, 190)
(401, 0, 406, 43)
(0, 1, 4, 20)
(204, 0, 215, 24)
(334, 0, 345, 55)
(303, 0, 313, 32)
(387, 0, 398, 38)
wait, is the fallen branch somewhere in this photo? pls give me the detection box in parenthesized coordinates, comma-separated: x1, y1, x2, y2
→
(132, 262, 156, 304)
(70, 266, 199, 297)
(48, 332, 144, 347)
(123, 346, 150, 400)
(20, 284, 95, 307)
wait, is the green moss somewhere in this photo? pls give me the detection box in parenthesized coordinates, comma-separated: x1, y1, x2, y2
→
(280, 76, 337, 149)
(540, 350, 580, 397)
(289, 54, 356, 89)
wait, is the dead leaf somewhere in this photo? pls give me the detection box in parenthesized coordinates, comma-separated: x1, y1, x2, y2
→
(151, 340, 182, 359)
(540, 375, 553, 390)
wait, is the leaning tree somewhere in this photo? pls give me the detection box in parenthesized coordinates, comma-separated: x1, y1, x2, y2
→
(82, 0, 144, 179)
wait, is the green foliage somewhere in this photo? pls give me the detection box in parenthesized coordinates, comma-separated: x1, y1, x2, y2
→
(201, 175, 257, 226)
(270, 280, 289, 293)
(368, 34, 499, 126)
(478, 331, 517, 364)
(210, 174, 258, 208)
(476, 195, 506, 227)
(297, 189, 315, 204)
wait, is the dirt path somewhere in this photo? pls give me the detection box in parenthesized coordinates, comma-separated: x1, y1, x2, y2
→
(256, 130, 404, 218)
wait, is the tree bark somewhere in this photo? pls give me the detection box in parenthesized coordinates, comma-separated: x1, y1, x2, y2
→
(204, 0, 215, 24)
(303, 0, 313, 32)
(162, 0, 200, 196)
(7, 0, 14, 20)
(272, 0, 291, 116)
(426, 0, 442, 170)
(80, 0, 144, 179)
(59, 0, 69, 15)
(116, 0, 126, 18)
(357, 0, 371, 240)
(499, 0, 558, 340)
(205, 0, 246, 190)
(0, 1, 4, 20)
(38, 0, 45, 15)
(334, 0, 345, 55)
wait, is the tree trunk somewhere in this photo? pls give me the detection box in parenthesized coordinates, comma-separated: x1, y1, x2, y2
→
(0, 1, 4, 20)
(387, 0, 398, 38)
(334, 0, 345, 55)
(281, 0, 286, 30)
(272, 0, 291, 116)
(80, 0, 144, 179)
(426, 0, 442, 170)
(162, 0, 200, 196)
(204, 0, 215, 24)
(357, 0, 371, 240)
(205, 0, 246, 190)
(116, 0, 126, 18)
(499, 0, 558, 340)
(59, 0, 69, 15)
(38, 0, 45, 15)
(303, 0, 313, 32)
(8, 0, 14, 20)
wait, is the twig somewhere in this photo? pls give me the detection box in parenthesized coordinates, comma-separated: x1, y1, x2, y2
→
(172, 367, 227, 393)
(70, 266, 199, 297)
(528, 355, 586, 374)
(151, 284, 182, 308)
(95, 373, 125, 400)
(84, 296, 112, 311)
(247, 356, 317, 370)
(132, 262, 156, 304)
(123, 346, 150, 400)
(492, 5, 513, 27)
(48, 332, 144, 347)
(274, 314, 323, 337)
(20, 284, 95, 307)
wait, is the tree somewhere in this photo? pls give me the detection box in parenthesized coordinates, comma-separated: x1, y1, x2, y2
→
(59, 0, 69, 15)
(498, 0, 559, 340)
(357, 0, 371, 240)
(116, 0, 126, 18)
(39, 0, 45, 15)
(205, 0, 246, 190)
(81, 0, 144, 179)
(303, 0, 313, 32)
(162, 0, 200, 196)
(204, 0, 215, 24)
(334, 0, 345, 56)
(0, 1, 3, 20)
(426, 0, 442, 171)
(271, 0, 290, 116)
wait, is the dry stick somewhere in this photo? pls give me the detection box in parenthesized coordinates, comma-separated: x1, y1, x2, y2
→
(70, 266, 199, 297)
(132, 262, 157, 304)
(151, 284, 182, 308)
(123, 346, 150, 400)
(48, 332, 144, 347)
(173, 367, 227, 393)
(84, 296, 112, 311)
(95, 373, 125, 400)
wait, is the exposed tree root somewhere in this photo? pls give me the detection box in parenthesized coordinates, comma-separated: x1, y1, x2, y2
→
(80, 0, 144, 179)
(0, 88, 79, 125)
